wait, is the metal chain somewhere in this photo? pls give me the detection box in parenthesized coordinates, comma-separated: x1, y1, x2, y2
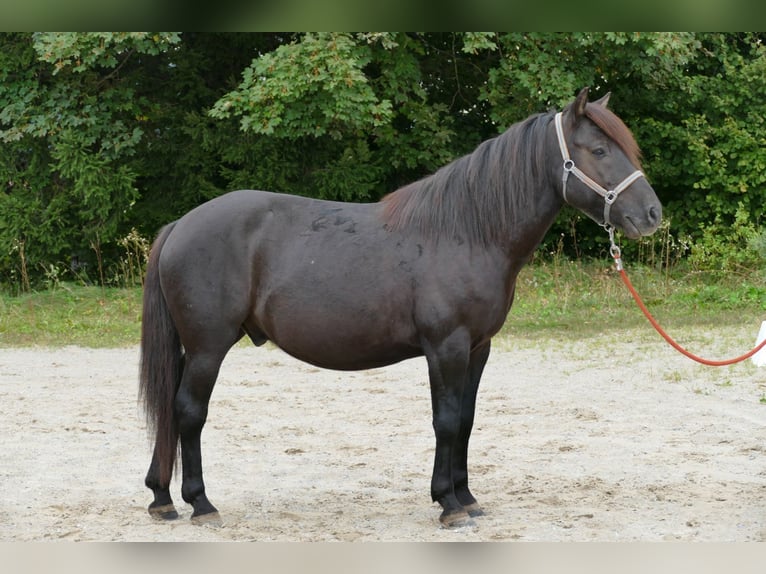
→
(606, 225, 622, 271)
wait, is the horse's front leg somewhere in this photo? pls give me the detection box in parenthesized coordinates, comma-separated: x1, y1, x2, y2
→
(452, 340, 491, 518)
(424, 329, 474, 528)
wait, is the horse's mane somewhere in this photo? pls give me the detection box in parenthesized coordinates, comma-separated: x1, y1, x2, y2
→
(380, 102, 643, 246)
(381, 112, 555, 246)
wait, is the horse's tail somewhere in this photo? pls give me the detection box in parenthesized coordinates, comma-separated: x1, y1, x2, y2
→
(139, 222, 183, 486)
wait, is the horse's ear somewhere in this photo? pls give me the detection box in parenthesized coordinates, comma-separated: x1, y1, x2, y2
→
(594, 92, 611, 108)
(573, 87, 589, 119)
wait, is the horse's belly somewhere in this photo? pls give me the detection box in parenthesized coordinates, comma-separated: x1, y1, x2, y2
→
(269, 323, 423, 371)
(277, 339, 422, 371)
(249, 297, 422, 371)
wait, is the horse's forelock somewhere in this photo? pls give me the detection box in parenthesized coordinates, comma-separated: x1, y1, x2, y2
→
(584, 103, 642, 169)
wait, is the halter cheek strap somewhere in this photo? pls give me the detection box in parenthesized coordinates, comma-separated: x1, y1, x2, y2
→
(554, 112, 645, 229)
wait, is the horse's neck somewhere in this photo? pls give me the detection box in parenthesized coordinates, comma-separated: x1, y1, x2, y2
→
(502, 182, 564, 263)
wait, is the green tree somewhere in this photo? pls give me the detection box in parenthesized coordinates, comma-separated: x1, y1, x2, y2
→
(209, 33, 469, 201)
(0, 32, 181, 287)
(637, 33, 766, 232)
(1, 32, 765, 290)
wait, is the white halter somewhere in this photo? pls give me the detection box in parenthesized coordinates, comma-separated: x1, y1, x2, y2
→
(554, 112, 645, 229)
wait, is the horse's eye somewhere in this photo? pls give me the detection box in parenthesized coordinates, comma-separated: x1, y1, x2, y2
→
(592, 147, 606, 157)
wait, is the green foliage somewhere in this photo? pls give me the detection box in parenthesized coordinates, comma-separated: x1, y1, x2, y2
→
(480, 33, 698, 124)
(50, 131, 139, 236)
(32, 32, 181, 74)
(0, 33, 180, 289)
(210, 33, 393, 139)
(209, 32, 460, 201)
(634, 33, 766, 242)
(1, 33, 180, 153)
(1, 32, 766, 291)
(688, 204, 765, 273)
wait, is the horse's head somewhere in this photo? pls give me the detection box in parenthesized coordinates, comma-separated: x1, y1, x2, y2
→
(555, 87, 662, 239)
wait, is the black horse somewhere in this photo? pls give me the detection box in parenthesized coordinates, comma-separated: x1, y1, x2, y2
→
(139, 87, 661, 528)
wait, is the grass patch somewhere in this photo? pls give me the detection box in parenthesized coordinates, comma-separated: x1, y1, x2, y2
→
(0, 260, 764, 348)
(503, 258, 766, 339)
(0, 283, 142, 347)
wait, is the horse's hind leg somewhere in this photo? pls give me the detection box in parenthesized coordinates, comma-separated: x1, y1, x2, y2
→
(146, 446, 179, 520)
(174, 347, 231, 524)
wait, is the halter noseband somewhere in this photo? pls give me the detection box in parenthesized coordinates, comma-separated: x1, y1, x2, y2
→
(554, 112, 645, 230)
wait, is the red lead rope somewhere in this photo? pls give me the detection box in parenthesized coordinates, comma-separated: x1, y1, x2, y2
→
(614, 252, 766, 366)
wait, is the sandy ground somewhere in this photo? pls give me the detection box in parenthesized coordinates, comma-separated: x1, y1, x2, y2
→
(1, 325, 765, 542)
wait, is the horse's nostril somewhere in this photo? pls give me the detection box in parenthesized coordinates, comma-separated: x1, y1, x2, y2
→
(648, 205, 661, 225)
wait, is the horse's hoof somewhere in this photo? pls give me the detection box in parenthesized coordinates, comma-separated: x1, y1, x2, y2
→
(148, 503, 179, 521)
(191, 511, 223, 527)
(439, 509, 476, 529)
(463, 503, 485, 518)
